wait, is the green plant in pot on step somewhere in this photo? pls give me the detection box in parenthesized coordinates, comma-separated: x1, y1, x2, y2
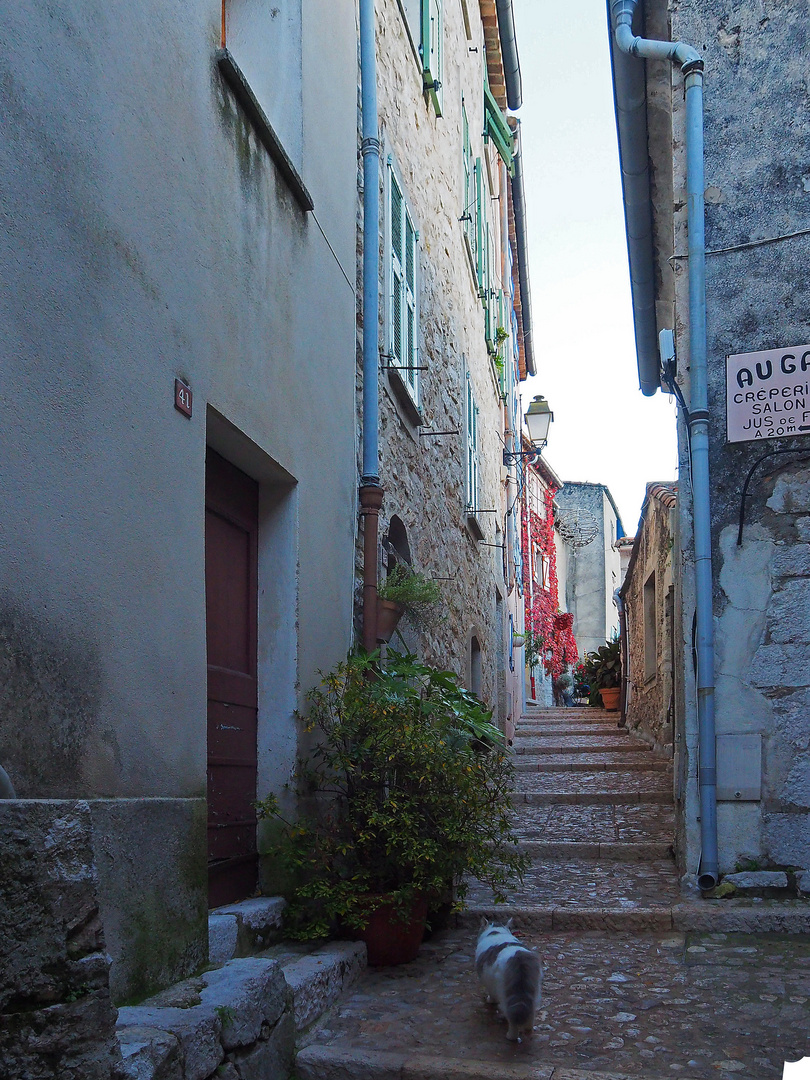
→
(582, 638, 621, 710)
(375, 564, 443, 642)
(256, 649, 526, 965)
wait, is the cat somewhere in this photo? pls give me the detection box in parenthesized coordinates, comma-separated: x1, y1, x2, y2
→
(475, 919, 543, 1042)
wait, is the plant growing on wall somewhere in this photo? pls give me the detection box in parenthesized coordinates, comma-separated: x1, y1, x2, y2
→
(257, 649, 526, 940)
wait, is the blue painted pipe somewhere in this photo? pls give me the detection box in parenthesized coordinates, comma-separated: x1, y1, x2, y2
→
(611, 0, 718, 888)
(359, 0, 380, 486)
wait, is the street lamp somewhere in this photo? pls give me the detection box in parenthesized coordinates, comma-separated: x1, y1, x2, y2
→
(503, 395, 554, 466)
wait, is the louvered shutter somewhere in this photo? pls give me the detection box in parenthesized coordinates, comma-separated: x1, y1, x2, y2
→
(391, 174, 403, 367)
(422, 0, 443, 116)
(405, 211, 417, 395)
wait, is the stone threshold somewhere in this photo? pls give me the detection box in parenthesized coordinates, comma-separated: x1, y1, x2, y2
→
(459, 903, 810, 933)
(296, 1044, 675, 1080)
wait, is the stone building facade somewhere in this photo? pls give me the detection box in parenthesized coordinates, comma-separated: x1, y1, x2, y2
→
(555, 482, 624, 658)
(610, 0, 810, 875)
(362, 0, 534, 729)
(619, 482, 677, 757)
(0, 0, 358, 1005)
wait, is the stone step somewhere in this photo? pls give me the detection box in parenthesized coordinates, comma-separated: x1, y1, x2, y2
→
(272, 941, 367, 1032)
(297, 1045, 678, 1080)
(465, 857, 680, 911)
(515, 756, 670, 774)
(515, 840, 673, 861)
(513, 739, 650, 754)
(510, 803, 675, 845)
(513, 725, 624, 738)
(208, 895, 287, 963)
(513, 771, 672, 805)
(458, 901, 810, 934)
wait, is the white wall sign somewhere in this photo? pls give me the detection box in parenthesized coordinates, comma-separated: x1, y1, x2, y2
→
(726, 344, 810, 443)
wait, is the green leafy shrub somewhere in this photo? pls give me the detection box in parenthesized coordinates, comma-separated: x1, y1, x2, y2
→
(257, 649, 526, 939)
(580, 638, 621, 705)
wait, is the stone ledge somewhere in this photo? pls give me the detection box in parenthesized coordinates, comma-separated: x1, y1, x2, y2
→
(116, 956, 292, 1080)
(296, 1044, 673, 1080)
(209, 897, 287, 962)
(282, 941, 367, 1031)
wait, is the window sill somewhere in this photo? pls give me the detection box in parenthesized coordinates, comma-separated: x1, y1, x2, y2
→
(465, 512, 485, 541)
(386, 364, 423, 429)
(216, 48, 313, 213)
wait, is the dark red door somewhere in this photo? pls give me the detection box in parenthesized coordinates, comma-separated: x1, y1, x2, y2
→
(205, 450, 259, 907)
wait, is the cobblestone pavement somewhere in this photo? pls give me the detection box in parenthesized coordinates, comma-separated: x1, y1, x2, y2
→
(299, 706, 810, 1079)
(302, 928, 810, 1078)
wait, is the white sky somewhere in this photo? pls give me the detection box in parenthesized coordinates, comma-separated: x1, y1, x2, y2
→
(512, 0, 678, 533)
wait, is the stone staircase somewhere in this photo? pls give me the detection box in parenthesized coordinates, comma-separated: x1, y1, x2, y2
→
(295, 705, 810, 1079)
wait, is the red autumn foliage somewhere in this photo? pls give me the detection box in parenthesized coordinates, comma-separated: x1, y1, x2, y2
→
(521, 479, 579, 679)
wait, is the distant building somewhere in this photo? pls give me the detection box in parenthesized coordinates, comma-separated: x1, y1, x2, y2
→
(619, 483, 677, 758)
(555, 482, 624, 658)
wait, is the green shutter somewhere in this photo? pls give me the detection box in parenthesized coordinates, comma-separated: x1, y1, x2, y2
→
(483, 78, 514, 174)
(405, 212, 417, 395)
(391, 175, 403, 364)
(421, 0, 443, 116)
(475, 158, 484, 295)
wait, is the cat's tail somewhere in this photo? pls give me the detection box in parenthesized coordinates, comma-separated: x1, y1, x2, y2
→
(504, 951, 542, 1038)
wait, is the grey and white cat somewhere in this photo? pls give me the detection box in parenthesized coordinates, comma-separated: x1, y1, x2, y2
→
(475, 919, 543, 1041)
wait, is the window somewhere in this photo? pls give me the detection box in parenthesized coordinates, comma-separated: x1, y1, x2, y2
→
(483, 75, 514, 173)
(465, 372, 479, 513)
(462, 103, 475, 257)
(399, 0, 443, 116)
(421, 0, 443, 116)
(388, 167, 419, 405)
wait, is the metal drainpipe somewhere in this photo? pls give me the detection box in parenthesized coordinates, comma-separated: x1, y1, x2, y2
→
(614, 587, 629, 729)
(359, 0, 383, 652)
(612, 0, 718, 888)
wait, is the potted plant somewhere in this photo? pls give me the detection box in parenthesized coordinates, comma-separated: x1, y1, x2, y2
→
(375, 565, 442, 642)
(584, 638, 622, 711)
(257, 649, 526, 964)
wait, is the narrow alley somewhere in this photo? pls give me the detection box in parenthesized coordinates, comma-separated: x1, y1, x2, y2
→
(297, 706, 810, 1079)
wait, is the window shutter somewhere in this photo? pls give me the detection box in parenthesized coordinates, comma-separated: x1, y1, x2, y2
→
(462, 104, 473, 252)
(422, 0, 443, 116)
(475, 158, 484, 296)
(465, 374, 479, 513)
(391, 175, 403, 365)
(405, 212, 417, 395)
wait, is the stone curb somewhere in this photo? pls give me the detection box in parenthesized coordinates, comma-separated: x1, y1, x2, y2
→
(296, 1044, 674, 1080)
(209, 896, 287, 963)
(515, 840, 673, 861)
(458, 903, 810, 934)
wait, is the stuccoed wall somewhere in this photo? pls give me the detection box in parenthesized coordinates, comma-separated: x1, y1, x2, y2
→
(649, 0, 810, 872)
(622, 489, 675, 756)
(360, 0, 511, 708)
(0, 0, 357, 995)
(557, 483, 620, 657)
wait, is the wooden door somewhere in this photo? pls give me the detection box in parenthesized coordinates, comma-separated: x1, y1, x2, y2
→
(205, 450, 259, 907)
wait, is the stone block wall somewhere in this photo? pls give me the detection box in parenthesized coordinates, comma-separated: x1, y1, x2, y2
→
(0, 801, 123, 1080)
(621, 485, 676, 756)
(355, 0, 512, 709)
(646, 0, 810, 872)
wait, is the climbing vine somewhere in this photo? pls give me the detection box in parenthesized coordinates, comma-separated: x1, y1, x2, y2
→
(521, 480, 578, 679)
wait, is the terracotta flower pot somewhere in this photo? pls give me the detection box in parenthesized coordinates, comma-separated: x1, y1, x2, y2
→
(354, 896, 428, 966)
(376, 598, 404, 643)
(599, 687, 621, 711)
